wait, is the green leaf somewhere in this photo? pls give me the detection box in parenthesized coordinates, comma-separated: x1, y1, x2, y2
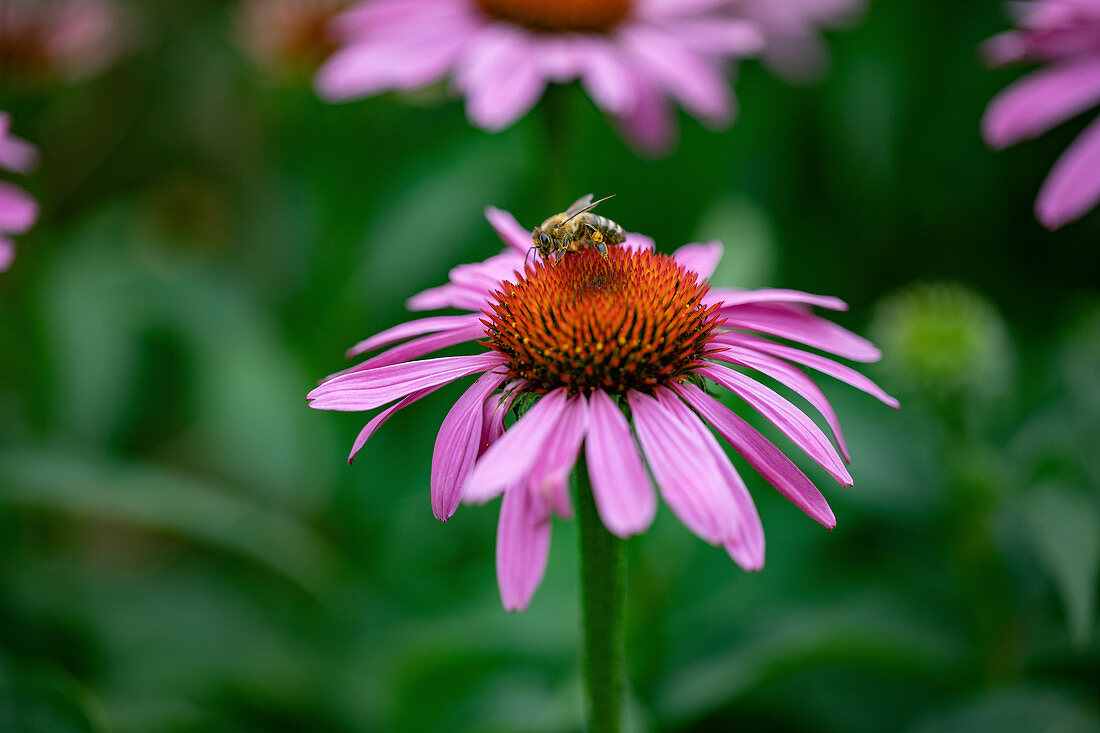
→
(1022, 484, 1100, 646)
(0, 448, 343, 595)
(909, 687, 1100, 733)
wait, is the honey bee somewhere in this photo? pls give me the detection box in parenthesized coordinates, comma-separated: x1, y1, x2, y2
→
(531, 194, 627, 263)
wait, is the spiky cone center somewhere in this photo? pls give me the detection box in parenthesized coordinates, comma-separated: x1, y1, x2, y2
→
(475, 0, 631, 34)
(485, 248, 722, 394)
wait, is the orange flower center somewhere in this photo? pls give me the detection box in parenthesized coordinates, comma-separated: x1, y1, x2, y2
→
(474, 0, 631, 34)
(485, 248, 722, 394)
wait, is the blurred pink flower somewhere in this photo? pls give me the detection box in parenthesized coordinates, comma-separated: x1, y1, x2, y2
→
(0, 0, 130, 82)
(734, 0, 864, 81)
(982, 0, 1100, 229)
(237, 0, 351, 77)
(309, 206, 895, 611)
(0, 112, 38, 272)
(315, 0, 768, 153)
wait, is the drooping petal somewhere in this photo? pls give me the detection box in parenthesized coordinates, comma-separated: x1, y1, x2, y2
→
(478, 380, 525, 458)
(698, 362, 853, 486)
(527, 394, 588, 519)
(620, 25, 734, 125)
(584, 389, 656, 537)
(674, 382, 836, 528)
(709, 288, 847, 311)
(719, 304, 881, 362)
(496, 485, 551, 612)
(1036, 112, 1100, 229)
(432, 370, 509, 521)
(616, 74, 677, 156)
(710, 344, 852, 462)
(627, 390, 741, 545)
(345, 315, 484, 358)
(457, 26, 548, 131)
(0, 128, 37, 174)
(0, 239, 14, 272)
(716, 332, 898, 407)
(672, 240, 724, 280)
(405, 283, 487, 312)
(982, 57, 1100, 149)
(307, 352, 506, 411)
(465, 388, 570, 502)
(347, 385, 443, 464)
(0, 183, 39, 235)
(577, 38, 638, 117)
(486, 206, 532, 254)
(655, 388, 765, 570)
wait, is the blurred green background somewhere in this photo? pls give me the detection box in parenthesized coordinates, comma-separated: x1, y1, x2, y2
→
(2, 0, 1098, 731)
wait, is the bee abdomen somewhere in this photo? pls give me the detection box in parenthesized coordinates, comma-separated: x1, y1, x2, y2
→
(589, 215, 626, 245)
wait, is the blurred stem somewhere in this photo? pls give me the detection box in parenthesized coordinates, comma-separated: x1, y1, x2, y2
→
(542, 84, 571, 206)
(574, 456, 626, 733)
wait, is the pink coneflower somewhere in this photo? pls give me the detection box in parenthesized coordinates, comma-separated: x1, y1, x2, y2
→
(0, 112, 38, 272)
(309, 206, 896, 611)
(315, 0, 766, 152)
(236, 0, 351, 77)
(0, 0, 129, 83)
(982, 0, 1100, 229)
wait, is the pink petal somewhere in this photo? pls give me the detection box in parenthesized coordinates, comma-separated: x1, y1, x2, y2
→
(527, 395, 587, 519)
(307, 352, 506, 411)
(457, 26, 548, 132)
(672, 240, 724, 279)
(0, 239, 13, 272)
(348, 386, 442, 464)
(660, 18, 765, 56)
(719, 304, 881, 362)
(0, 183, 38, 235)
(710, 344, 852, 462)
(432, 369, 509, 520)
(674, 382, 836, 528)
(584, 390, 657, 537)
(477, 380, 526, 459)
(1036, 112, 1100, 229)
(405, 283, 487, 312)
(982, 57, 1100, 149)
(0, 128, 37, 174)
(346, 315, 483, 358)
(496, 484, 552, 612)
(620, 26, 734, 124)
(626, 390, 741, 545)
(485, 206, 531, 254)
(698, 362, 853, 486)
(332, 322, 486, 377)
(464, 388, 570, 502)
(576, 38, 638, 116)
(316, 8, 472, 99)
(616, 74, 677, 156)
(655, 389, 765, 570)
(717, 332, 898, 408)
(708, 288, 848, 311)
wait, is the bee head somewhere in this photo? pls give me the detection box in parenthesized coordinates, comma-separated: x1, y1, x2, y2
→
(532, 229, 554, 258)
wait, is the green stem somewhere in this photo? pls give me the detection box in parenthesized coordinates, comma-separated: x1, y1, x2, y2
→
(541, 83, 571, 207)
(574, 457, 626, 733)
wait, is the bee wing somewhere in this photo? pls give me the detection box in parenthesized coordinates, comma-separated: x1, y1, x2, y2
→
(564, 194, 595, 218)
(562, 194, 616, 224)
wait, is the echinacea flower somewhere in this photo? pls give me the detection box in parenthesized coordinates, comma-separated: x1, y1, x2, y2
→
(315, 0, 766, 152)
(309, 206, 896, 611)
(236, 0, 350, 77)
(0, 0, 129, 83)
(0, 112, 38, 272)
(982, 0, 1100, 229)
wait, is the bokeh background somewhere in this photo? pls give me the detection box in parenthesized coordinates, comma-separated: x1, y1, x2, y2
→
(2, 0, 1099, 731)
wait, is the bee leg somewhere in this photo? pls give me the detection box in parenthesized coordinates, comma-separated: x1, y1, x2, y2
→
(594, 239, 608, 258)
